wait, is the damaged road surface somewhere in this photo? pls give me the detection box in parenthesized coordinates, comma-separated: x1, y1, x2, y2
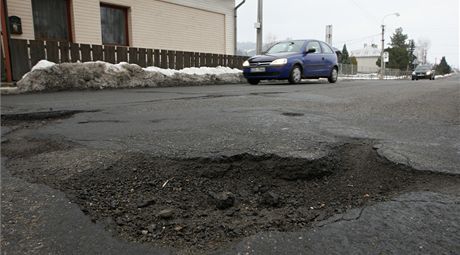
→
(2, 77, 460, 254)
(6, 139, 459, 253)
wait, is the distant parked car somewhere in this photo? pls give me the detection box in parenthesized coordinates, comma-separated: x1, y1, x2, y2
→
(412, 65, 435, 80)
(242, 40, 339, 85)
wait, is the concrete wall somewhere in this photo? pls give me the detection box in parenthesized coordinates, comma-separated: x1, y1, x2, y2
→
(7, 0, 235, 54)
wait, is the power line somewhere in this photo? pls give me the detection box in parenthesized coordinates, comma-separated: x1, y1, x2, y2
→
(347, 0, 379, 24)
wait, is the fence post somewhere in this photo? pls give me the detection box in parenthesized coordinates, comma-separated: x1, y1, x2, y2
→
(92, 44, 103, 61)
(70, 43, 80, 62)
(176, 51, 184, 69)
(168, 50, 175, 69)
(128, 47, 138, 64)
(59, 41, 70, 63)
(116, 46, 128, 63)
(9, 39, 29, 81)
(30, 40, 45, 66)
(46, 41, 59, 63)
(198, 53, 203, 67)
(153, 49, 160, 67)
(80, 44, 91, 62)
(146, 49, 153, 66)
(194, 52, 200, 67)
(103, 45, 116, 64)
(160, 50, 168, 69)
(138, 48, 147, 67)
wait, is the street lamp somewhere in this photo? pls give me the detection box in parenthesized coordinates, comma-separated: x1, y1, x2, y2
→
(380, 12, 400, 79)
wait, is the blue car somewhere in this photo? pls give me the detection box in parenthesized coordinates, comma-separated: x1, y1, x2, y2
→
(242, 39, 339, 85)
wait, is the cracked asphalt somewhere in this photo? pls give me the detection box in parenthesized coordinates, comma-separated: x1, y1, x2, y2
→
(1, 76, 460, 254)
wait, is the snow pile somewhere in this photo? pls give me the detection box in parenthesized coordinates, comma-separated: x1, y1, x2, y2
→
(434, 73, 453, 79)
(143, 66, 242, 76)
(17, 61, 244, 93)
(31, 60, 56, 71)
(340, 72, 455, 81)
(339, 73, 408, 80)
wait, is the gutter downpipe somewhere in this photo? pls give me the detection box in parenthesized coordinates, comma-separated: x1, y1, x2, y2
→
(234, 0, 246, 55)
(1, 0, 12, 82)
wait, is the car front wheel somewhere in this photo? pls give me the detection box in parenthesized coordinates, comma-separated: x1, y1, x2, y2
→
(328, 67, 338, 83)
(288, 65, 302, 84)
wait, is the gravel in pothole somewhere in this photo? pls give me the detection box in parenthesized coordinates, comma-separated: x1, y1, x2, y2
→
(54, 142, 457, 253)
(4, 136, 459, 254)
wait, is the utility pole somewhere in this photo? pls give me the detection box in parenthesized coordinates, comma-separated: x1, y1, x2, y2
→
(255, 0, 263, 55)
(380, 24, 385, 79)
(325, 25, 332, 45)
(380, 12, 400, 80)
(423, 49, 427, 64)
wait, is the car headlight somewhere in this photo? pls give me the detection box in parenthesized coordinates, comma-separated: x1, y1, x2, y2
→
(426, 71, 432, 75)
(270, 58, 288, 66)
(412, 72, 416, 75)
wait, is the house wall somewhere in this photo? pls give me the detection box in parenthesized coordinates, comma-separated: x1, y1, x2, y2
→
(356, 56, 380, 73)
(6, 0, 34, 40)
(7, 0, 235, 54)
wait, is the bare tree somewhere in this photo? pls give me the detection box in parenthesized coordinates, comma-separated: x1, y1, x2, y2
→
(416, 38, 431, 64)
(263, 33, 278, 51)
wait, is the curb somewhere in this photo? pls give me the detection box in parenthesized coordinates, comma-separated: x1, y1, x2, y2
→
(0, 87, 19, 95)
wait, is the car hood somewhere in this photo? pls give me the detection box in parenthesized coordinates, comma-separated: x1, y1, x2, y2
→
(249, 52, 300, 62)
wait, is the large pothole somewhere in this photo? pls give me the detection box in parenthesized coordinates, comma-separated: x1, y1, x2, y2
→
(1, 110, 99, 127)
(4, 136, 458, 254)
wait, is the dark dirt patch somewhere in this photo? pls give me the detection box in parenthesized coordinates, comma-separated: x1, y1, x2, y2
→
(249, 92, 286, 96)
(1, 136, 77, 160)
(173, 94, 239, 101)
(1, 110, 98, 126)
(282, 112, 305, 117)
(149, 119, 166, 124)
(78, 120, 127, 124)
(5, 139, 458, 254)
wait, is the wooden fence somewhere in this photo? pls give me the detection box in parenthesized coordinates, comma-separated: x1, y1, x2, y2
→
(9, 39, 248, 81)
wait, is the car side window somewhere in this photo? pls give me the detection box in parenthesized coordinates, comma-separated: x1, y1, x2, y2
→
(306, 41, 321, 54)
(320, 42, 334, 54)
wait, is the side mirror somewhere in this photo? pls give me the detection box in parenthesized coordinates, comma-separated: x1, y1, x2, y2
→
(306, 48, 316, 54)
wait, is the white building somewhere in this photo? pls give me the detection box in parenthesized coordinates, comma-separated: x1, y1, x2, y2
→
(350, 44, 381, 73)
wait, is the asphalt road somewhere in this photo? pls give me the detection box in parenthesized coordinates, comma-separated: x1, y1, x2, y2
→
(3, 77, 459, 172)
(1, 76, 460, 254)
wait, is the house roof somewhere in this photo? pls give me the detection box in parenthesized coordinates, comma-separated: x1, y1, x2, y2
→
(351, 44, 381, 57)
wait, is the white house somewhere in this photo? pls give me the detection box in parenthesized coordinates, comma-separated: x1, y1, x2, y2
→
(350, 44, 381, 73)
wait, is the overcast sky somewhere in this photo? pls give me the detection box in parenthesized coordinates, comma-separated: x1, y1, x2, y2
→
(236, 0, 459, 68)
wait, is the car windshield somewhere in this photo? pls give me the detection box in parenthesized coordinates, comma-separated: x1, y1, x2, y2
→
(266, 41, 304, 54)
(415, 65, 431, 71)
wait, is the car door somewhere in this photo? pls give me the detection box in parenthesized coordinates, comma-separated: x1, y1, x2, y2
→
(303, 41, 324, 77)
(320, 42, 336, 76)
